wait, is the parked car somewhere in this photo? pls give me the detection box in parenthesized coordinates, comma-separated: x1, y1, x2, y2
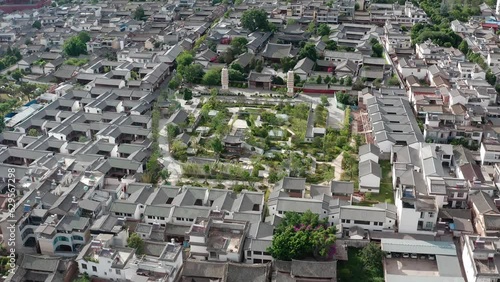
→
(403, 253, 410, 258)
(410, 253, 418, 259)
(429, 255, 435, 260)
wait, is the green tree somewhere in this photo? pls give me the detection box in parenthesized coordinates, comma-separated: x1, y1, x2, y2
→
(316, 75, 323, 84)
(298, 43, 318, 61)
(171, 140, 188, 161)
(77, 31, 91, 44)
(306, 21, 316, 33)
(63, 36, 87, 57)
(166, 124, 178, 146)
(74, 274, 91, 282)
(359, 243, 385, 278)
(183, 88, 193, 100)
(280, 57, 297, 72)
(168, 74, 182, 90)
(241, 9, 270, 32)
(324, 75, 331, 84)
(127, 233, 145, 255)
(78, 136, 88, 142)
(458, 39, 469, 55)
(228, 69, 246, 82)
(0, 116, 5, 134)
(268, 211, 336, 261)
(176, 51, 194, 67)
(372, 42, 384, 58)
(211, 136, 224, 156)
(230, 63, 244, 73)
(134, 6, 146, 21)
(32, 20, 41, 29)
(159, 169, 170, 183)
(11, 69, 23, 82)
(145, 152, 161, 184)
(317, 24, 331, 36)
(325, 40, 337, 51)
(388, 76, 400, 86)
(321, 95, 329, 106)
(28, 128, 40, 137)
(230, 37, 248, 55)
(355, 2, 361, 10)
(486, 70, 497, 86)
(336, 92, 351, 105)
(182, 64, 205, 84)
(202, 68, 222, 86)
(345, 76, 352, 86)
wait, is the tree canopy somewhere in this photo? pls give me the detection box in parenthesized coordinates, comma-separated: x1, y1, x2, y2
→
(268, 211, 336, 261)
(202, 68, 221, 86)
(127, 233, 145, 255)
(230, 37, 248, 55)
(317, 24, 331, 36)
(32, 20, 41, 29)
(182, 64, 205, 84)
(63, 32, 91, 57)
(241, 9, 271, 32)
(134, 6, 146, 21)
(298, 43, 318, 61)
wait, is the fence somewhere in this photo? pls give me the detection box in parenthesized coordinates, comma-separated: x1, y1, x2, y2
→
(337, 239, 371, 248)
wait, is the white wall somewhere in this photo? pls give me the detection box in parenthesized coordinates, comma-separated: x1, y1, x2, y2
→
(462, 243, 478, 282)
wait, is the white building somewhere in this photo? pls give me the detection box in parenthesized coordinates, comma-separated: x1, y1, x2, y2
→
(462, 235, 500, 282)
(358, 160, 381, 193)
(340, 205, 396, 232)
(188, 217, 249, 262)
(77, 234, 183, 282)
(392, 143, 467, 234)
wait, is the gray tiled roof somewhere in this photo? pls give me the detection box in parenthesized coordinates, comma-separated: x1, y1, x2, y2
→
(359, 143, 381, 157)
(182, 260, 227, 279)
(470, 192, 499, 214)
(359, 160, 381, 178)
(290, 260, 337, 278)
(21, 255, 60, 272)
(227, 263, 270, 282)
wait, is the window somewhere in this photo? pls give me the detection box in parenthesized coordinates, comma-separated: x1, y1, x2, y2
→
(263, 252, 271, 256)
(442, 155, 451, 159)
(247, 251, 252, 257)
(425, 222, 433, 229)
(82, 264, 87, 270)
(342, 219, 346, 223)
(92, 266, 97, 272)
(176, 217, 182, 221)
(331, 216, 335, 218)
(210, 252, 217, 258)
(353, 220, 370, 225)
(254, 251, 262, 255)
(116, 269, 121, 275)
(147, 216, 153, 219)
(428, 212, 434, 218)
(160, 217, 165, 220)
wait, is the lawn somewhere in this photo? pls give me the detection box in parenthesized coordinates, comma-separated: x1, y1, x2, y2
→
(337, 247, 384, 282)
(365, 160, 394, 204)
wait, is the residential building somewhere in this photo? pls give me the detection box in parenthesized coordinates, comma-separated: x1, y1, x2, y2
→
(462, 235, 500, 282)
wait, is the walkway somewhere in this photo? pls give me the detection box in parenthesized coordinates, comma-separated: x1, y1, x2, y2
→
(332, 153, 343, 181)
